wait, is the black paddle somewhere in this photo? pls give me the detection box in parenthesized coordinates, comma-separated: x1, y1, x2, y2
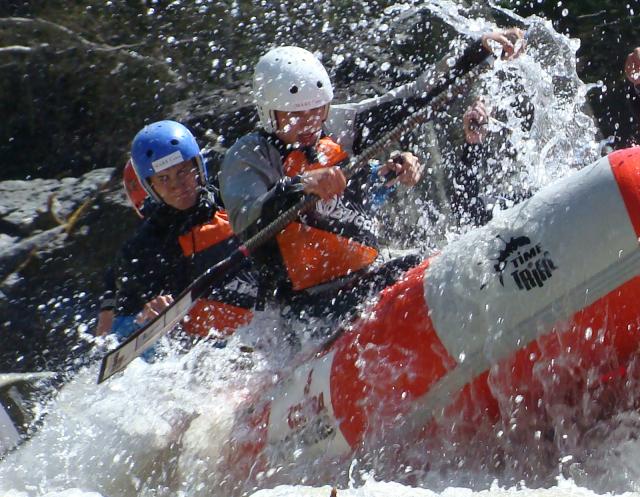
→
(97, 52, 492, 384)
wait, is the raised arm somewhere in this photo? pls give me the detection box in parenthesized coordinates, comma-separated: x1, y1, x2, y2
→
(326, 28, 526, 156)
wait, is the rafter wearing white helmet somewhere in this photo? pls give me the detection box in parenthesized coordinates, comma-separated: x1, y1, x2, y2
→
(253, 46, 334, 134)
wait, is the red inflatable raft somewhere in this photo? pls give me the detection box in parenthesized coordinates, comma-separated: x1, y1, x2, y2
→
(220, 147, 640, 488)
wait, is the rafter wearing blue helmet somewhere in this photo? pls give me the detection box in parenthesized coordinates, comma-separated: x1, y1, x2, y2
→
(110, 120, 258, 340)
(130, 120, 208, 207)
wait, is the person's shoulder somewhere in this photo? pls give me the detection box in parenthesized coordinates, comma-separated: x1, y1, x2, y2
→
(223, 131, 277, 167)
(226, 131, 271, 154)
(119, 211, 167, 257)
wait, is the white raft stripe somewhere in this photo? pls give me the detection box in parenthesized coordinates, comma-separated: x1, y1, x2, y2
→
(404, 244, 640, 434)
(426, 155, 637, 364)
(400, 152, 640, 436)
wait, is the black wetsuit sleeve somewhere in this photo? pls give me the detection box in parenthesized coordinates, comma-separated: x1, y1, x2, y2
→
(114, 231, 170, 317)
(99, 265, 116, 311)
(243, 175, 305, 238)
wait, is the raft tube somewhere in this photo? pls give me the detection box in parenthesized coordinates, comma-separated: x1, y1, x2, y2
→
(221, 147, 640, 487)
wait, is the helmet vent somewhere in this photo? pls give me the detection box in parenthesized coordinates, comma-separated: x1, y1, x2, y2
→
(146, 149, 153, 158)
(170, 139, 179, 145)
(289, 85, 299, 94)
(317, 81, 323, 88)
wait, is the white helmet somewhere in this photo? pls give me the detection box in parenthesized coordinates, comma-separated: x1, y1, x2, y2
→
(253, 46, 334, 133)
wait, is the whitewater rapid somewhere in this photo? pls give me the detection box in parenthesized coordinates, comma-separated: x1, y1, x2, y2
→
(2, 2, 633, 497)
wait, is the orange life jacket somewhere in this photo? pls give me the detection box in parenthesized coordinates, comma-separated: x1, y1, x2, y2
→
(177, 210, 253, 336)
(276, 137, 378, 291)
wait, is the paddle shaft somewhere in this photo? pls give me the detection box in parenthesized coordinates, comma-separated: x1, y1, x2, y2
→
(97, 54, 490, 383)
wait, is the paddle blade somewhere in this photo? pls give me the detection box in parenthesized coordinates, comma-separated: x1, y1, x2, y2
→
(97, 292, 194, 383)
(97, 248, 250, 384)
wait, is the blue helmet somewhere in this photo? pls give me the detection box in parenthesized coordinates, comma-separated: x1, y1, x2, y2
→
(130, 120, 207, 203)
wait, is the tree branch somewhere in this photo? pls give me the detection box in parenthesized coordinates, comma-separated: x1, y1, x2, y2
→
(0, 44, 49, 54)
(0, 17, 180, 81)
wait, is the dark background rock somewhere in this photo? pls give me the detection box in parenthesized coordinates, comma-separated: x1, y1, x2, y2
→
(1, 0, 464, 182)
(0, 15, 186, 180)
(0, 1, 635, 374)
(0, 168, 141, 372)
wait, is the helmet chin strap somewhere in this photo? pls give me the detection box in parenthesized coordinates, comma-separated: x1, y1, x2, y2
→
(193, 156, 207, 187)
(145, 182, 163, 204)
(268, 109, 278, 134)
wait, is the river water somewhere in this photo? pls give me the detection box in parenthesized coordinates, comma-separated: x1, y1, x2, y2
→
(2, 1, 638, 496)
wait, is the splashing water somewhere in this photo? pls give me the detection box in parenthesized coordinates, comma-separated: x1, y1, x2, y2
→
(0, 1, 635, 497)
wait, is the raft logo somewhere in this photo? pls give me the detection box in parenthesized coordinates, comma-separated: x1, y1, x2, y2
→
(268, 351, 349, 460)
(287, 369, 327, 431)
(493, 235, 557, 291)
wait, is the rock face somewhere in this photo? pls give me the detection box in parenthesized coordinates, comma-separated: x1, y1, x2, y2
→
(0, 15, 186, 180)
(0, 168, 140, 372)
